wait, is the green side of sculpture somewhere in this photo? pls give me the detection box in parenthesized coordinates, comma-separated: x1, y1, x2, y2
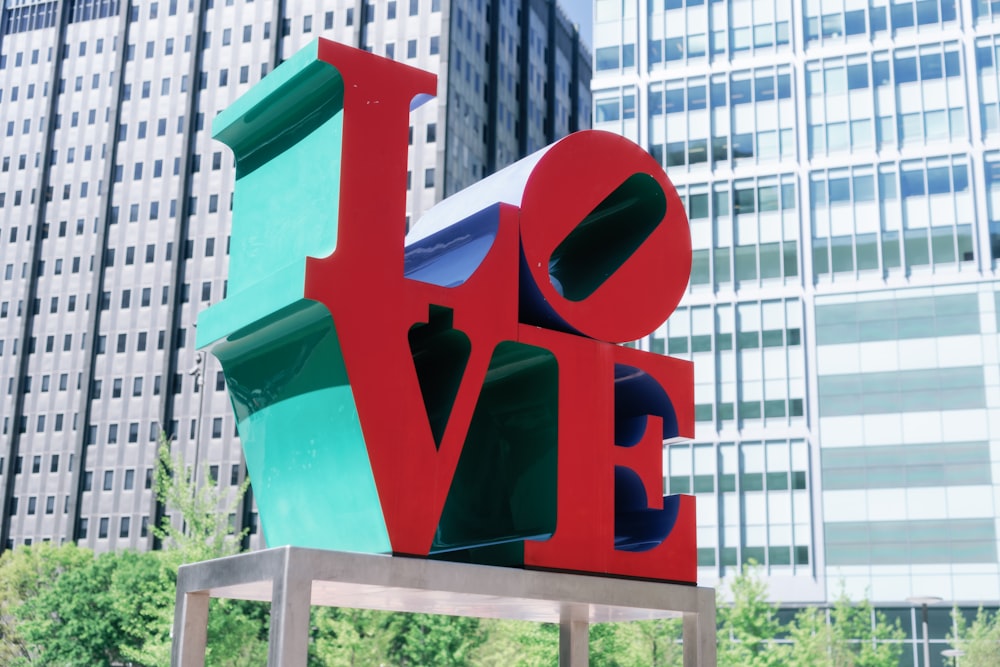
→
(196, 42, 391, 554)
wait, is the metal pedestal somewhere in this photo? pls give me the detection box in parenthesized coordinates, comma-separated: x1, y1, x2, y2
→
(171, 546, 716, 666)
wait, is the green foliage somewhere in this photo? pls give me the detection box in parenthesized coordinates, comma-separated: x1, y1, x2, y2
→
(16, 550, 126, 666)
(472, 619, 559, 667)
(591, 620, 684, 667)
(384, 612, 487, 666)
(310, 607, 391, 666)
(784, 589, 904, 667)
(112, 549, 177, 667)
(950, 606, 1000, 667)
(204, 599, 270, 666)
(717, 562, 786, 667)
(0, 542, 94, 666)
(717, 564, 903, 667)
(153, 433, 249, 563)
(631, 619, 685, 666)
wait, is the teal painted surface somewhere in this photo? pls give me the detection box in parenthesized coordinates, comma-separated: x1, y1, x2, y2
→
(197, 41, 390, 553)
(198, 40, 343, 349)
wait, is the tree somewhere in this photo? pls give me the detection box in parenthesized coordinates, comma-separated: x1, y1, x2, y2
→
(632, 619, 684, 666)
(950, 606, 1000, 667)
(122, 433, 264, 666)
(112, 549, 178, 667)
(785, 589, 904, 667)
(472, 619, 558, 667)
(16, 549, 126, 666)
(383, 612, 487, 666)
(717, 562, 786, 667)
(0, 542, 93, 666)
(310, 607, 391, 666)
(153, 432, 248, 563)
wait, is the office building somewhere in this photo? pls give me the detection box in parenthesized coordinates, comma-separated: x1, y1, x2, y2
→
(592, 0, 999, 662)
(0, 0, 589, 553)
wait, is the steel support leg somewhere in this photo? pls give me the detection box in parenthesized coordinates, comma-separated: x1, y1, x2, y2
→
(559, 605, 589, 667)
(171, 576, 209, 667)
(267, 560, 312, 667)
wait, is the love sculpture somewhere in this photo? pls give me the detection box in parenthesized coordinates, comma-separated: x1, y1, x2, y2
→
(196, 38, 696, 585)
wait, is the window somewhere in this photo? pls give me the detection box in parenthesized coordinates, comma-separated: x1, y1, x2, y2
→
(103, 470, 113, 490)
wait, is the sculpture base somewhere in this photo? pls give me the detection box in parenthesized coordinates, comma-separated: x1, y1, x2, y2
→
(171, 546, 716, 666)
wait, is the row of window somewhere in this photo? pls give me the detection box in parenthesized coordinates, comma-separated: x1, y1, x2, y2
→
(0, 279, 220, 325)
(362, 0, 442, 22)
(668, 469, 808, 495)
(4, 453, 72, 475)
(78, 515, 147, 540)
(650, 129, 795, 169)
(652, 70, 792, 115)
(8, 494, 70, 517)
(810, 161, 969, 204)
(805, 0, 957, 44)
(0, 410, 227, 441)
(78, 416, 232, 445)
(806, 46, 961, 96)
(812, 226, 976, 276)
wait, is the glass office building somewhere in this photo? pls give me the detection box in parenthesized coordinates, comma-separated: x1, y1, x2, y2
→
(0, 0, 588, 555)
(593, 0, 1000, 663)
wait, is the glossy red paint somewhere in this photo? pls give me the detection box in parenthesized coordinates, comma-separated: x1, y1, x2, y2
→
(302, 39, 696, 583)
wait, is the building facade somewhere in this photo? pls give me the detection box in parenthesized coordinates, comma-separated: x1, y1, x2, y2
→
(591, 0, 1000, 663)
(0, 0, 589, 554)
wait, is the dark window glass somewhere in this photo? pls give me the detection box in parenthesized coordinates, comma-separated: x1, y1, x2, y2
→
(754, 75, 775, 101)
(665, 89, 685, 113)
(732, 133, 754, 158)
(829, 177, 851, 202)
(595, 46, 618, 71)
(847, 63, 868, 89)
(844, 9, 866, 34)
(730, 78, 752, 104)
(711, 81, 727, 107)
(891, 2, 914, 29)
(777, 73, 791, 98)
(688, 85, 706, 110)
(870, 5, 887, 34)
(900, 169, 925, 197)
(976, 45, 993, 70)
(926, 166, 951, 195)
(953, 164, 969, 192)
(915, 0, 939, 25)
(894, 56, 918, 83)
(944, 51, 960, 77)
(920, 53, 943, 80)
